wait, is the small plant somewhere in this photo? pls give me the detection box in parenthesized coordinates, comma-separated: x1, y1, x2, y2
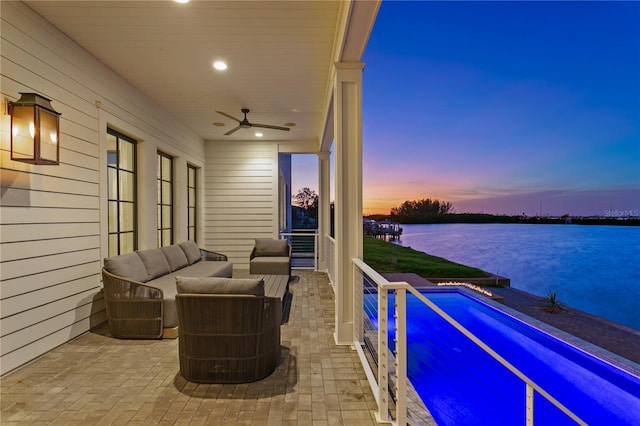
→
(541, 290, 565, 313)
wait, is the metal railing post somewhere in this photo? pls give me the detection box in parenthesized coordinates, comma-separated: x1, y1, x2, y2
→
(394, 288, 408, 426)
(526, 384, 534, 426)
(377, 288, 391, 422)
(314, 231, 318, 270)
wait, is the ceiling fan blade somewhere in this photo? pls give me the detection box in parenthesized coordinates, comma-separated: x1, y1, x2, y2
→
(216, 111, 242, 122)
(224, 126, 241, 136)
(251, 123, 291, 132)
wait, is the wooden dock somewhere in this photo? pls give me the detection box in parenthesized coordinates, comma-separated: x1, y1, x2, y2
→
(363, 219, 403, 239)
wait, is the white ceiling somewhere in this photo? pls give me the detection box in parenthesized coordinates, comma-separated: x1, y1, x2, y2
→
(23, 0, 378, 145)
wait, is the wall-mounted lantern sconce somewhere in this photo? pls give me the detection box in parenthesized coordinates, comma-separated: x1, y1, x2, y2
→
(9, 93, 61, 165)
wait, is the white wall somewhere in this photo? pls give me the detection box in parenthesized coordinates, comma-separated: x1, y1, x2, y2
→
(0, 2, 205, 375)
(203, 141, 280, 270)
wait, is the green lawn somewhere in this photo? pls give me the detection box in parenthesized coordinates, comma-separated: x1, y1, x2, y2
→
(362, 236, 490, 278)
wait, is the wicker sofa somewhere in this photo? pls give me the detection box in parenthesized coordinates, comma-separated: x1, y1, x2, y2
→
(101, 241, 232, 339)
(175, 276, 281, 383)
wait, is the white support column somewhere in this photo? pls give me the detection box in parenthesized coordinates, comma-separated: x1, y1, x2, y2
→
(318, 151, 331, 272)
(333, 62, 364, 345)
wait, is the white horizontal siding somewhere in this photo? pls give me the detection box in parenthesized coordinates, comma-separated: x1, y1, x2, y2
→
(203, 142, 279, 269)
(1, 262, 101, 299)
(1, 236, 99, 262)
(1, 295, 104, 348)
(0, 207, 99, 224)
(0, 2, 205, 375)
(1, 223, 98, 243)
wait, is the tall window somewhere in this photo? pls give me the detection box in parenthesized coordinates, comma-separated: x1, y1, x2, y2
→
(107, 129, 137, 256)
(157, 152, 174, 247)
(187, 164, 198, 242)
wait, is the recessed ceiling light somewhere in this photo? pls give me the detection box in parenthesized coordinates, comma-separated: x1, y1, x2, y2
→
(284, 122, 296, 127)
(213, 61, 227, 71)
(175, 0, 189, 3)
(255, 132, 263, 137)
(212, 122, 225, 127)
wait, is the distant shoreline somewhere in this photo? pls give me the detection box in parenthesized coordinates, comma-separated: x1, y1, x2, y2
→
(365, 213, 640, 226)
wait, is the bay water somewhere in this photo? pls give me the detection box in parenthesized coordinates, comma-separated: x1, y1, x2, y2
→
(394, 223, 640, 330)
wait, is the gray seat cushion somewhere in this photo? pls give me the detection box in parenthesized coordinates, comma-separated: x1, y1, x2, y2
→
(176, 277, 264, 296)
(103, 252, 148, 283)
(250, 256, 290, 275)
(173, 260, 233, 278)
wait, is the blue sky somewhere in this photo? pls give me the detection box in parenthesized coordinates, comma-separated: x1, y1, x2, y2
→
(292, 0, 640, 216)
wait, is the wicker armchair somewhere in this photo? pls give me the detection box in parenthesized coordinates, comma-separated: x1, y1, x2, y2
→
(102, 269, 164, 339)
(176, 277, 282, 383)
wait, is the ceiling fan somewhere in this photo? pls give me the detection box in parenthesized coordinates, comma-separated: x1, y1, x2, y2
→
(215, 108, 290, 136)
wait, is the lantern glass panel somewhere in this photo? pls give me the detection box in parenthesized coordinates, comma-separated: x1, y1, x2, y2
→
(39, 108, 59, 163)
(11, 105, 35, 160)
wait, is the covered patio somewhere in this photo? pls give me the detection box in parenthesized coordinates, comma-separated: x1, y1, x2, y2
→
(1, 271, 385, 425)
(1, 0, 378, 381)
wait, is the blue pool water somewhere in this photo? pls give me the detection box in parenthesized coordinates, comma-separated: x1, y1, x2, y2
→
(364, 290, 640, 425)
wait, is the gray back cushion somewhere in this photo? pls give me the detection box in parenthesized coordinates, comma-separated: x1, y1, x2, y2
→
(137, 248, 171, 280)
(161, 245, 189, 271)
(179, 241, 201, 265)
(176, 277, 265, 296)
(254, 238, 289, 257)
(103, 252, 148, 283)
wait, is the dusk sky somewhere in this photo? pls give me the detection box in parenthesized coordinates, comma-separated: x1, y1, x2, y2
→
(292, 1, 640, 217)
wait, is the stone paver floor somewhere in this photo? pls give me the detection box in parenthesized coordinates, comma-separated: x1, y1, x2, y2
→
(1, 271, 379, 425)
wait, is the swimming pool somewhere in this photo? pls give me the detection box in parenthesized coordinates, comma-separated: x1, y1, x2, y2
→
(364, 290, 640, 425)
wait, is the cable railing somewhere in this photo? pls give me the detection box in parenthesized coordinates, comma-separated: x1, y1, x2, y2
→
(279, 230, 318, 270)
(352, 258, 587, 426)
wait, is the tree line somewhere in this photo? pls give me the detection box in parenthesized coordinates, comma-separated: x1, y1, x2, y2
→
(365, 197, 640, 226)
(294, 191, 640, 226)
(389, 198, 453, 223)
